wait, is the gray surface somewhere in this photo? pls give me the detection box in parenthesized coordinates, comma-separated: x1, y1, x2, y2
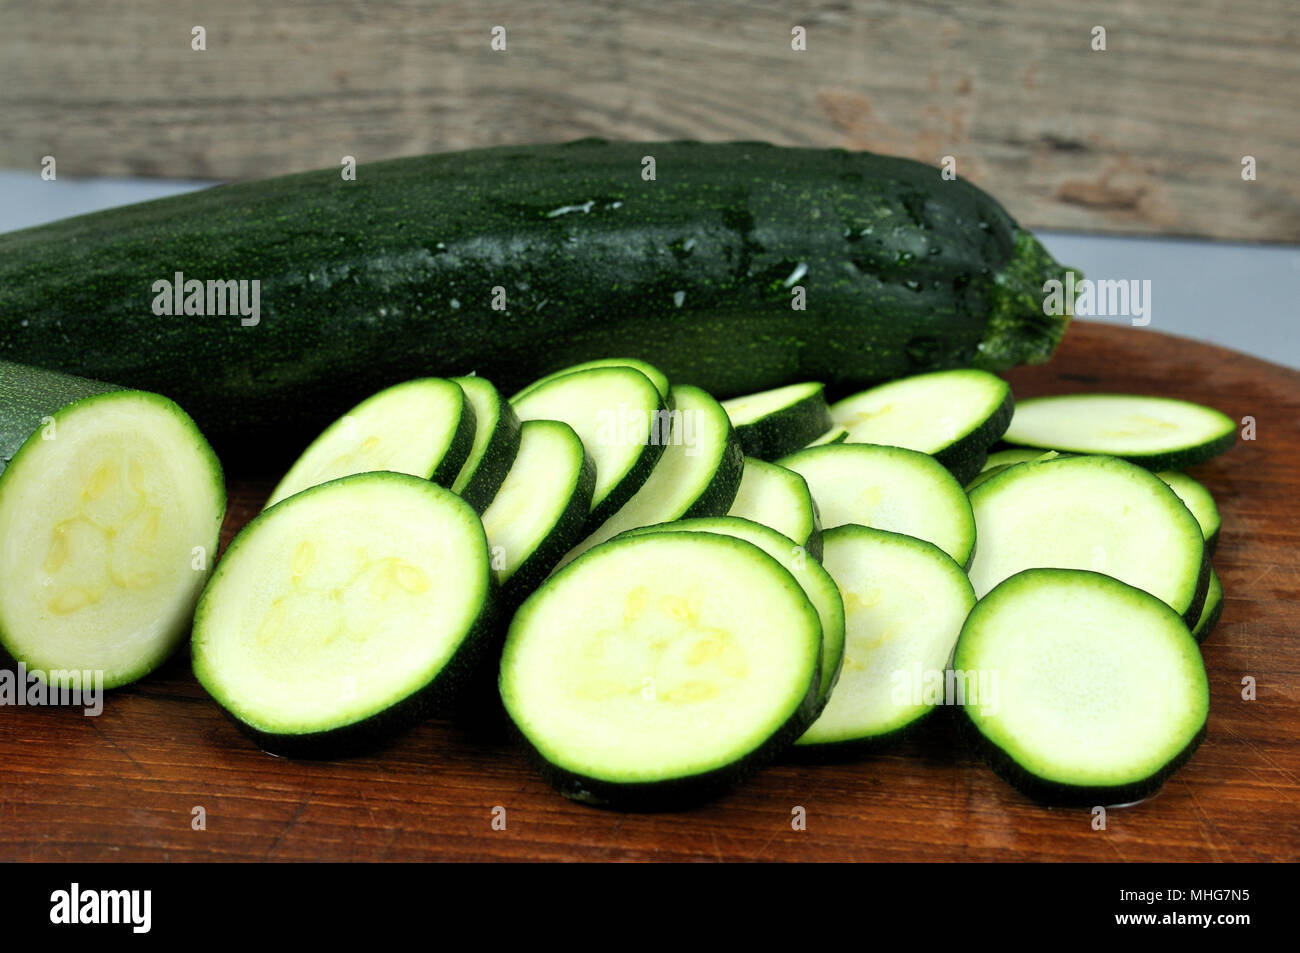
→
(3, 170, 1299, 369)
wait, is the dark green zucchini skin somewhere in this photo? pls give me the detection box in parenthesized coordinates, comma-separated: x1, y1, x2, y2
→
(450, 376, 523, 514)
(733, 387, 834, 461)
(0, 360, 120, 475)
(0, 140, 1072, 464)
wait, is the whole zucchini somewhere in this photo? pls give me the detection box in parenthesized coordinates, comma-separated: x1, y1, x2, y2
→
(0, 140, 1072, 462)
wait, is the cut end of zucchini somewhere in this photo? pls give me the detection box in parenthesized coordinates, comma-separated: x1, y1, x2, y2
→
(977, 230, 1075, 371)
(0, 391, 224, 688)
(955, 568, 1209, 806)
(500, 532, 821, 808)
(193, 472, 494, 755)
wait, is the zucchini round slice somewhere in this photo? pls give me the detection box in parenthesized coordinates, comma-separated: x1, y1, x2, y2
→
(511, 358, 670, 403)
(193, 472, 496, 757)
(511, 365, 667, 530)
(954, 568, 1209, 806)
(1158, 470, 1221, 555)
(1003, 394, 1237, 470)
(830, 369, 1013, 484)
(449, 375, 522, 513)
(620, 517, 845, 711)
(969, 454, 1207, 625)
(726, 458, 823, 560)
(500, 532, 822, 809)
(721, 382, 833, 461)
(559, 385, 744, 565)
(795, 525, 975, 753)
(266, 378, 476, 509)
(1191, 568, 1223, 644)
(778, 443, 976, 569)
(964, 449, 1060, 492)
(0, 365, 224, 689)
(481, 419, 595, 609)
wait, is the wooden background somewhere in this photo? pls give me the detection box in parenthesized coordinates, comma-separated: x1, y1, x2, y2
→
(2, 0, 1298, 242)
(0, 324, 1297, 862)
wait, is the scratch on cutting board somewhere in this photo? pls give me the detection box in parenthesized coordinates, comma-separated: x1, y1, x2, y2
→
(265, 794, 313, 860)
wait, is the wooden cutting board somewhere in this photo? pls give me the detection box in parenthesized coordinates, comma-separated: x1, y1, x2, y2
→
(2, 322, 1297, 862)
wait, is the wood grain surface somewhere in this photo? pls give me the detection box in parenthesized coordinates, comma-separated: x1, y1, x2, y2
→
(0, 322, 1296, 862)
(3, 1, 1298, 242)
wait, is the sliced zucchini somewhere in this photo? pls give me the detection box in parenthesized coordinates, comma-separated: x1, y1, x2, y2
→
(954, 568, 1209, 806)
(830, 369, 1013, 484)
(481, 420, 595, 609)
(1191, 568, 1223, 644)
(559, 385, 744, 565)
(965, 450, 1061, 492)
(511, 358, 670, 403)
(511, 365, 667, 529)
(1003, 393, 1237, 470)
(778, 443, 976, 569)
(266, 378, 476, 509)
(1158, 470, 1221, 555)
(449, 375, 522, 513)
(0, 366, 225, 689)
(968, 454, 1207, 625)
(193, 472, 496, 757)
(721, 382, 833, 460)
(725, 458, 823, 560)
(500, 532, 822, 809)
(795, 525, 975, 753)
(621, 517, 845, 710)
(806, 426, 849, 447)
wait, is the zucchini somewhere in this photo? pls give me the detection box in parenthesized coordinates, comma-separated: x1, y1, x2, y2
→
(721, 382, 832, 460)
(266, 377, 476, 509)
(1191, 568, 1223, 644)
(0, 360, 225, 689)
(193, 472, 496, 757)
(806, 427, 849, 447)
(512, 358, 671, 403)
(1158, 470, 1221, 555)
(450, 375, 522, 513)
(830, 369, 1013, 484)
(778, 443, 976, 569)
(620, 516, 845, 710)
(500, 531, 822, 809)
(558, 384, 744, 565)
(969, 454, 1208, 625)
(511, 365, 667, 530)
(0, 141, 1073, 461)
(955, 568, 1209, 806)
(480, 420, 596, 610)
(1003, 394, 1236, 471)
(725, 458, 823, 560)
(964, 449, 1059, 492)
(795, 525, 975, 754)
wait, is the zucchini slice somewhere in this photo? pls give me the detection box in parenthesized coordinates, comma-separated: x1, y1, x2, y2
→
(500, 532, 822, 809)
(481, 420, 595, 609)
(449, 375, 522, 513)
(726, 458, 823, 560)
(621, 517, 845, 710)
(1191, 568, 1223, 644)
(954, 568, 1209, 806)
(1003, 394, 1237, 470)
(806, 426, 849, 447)
(830, 369, 1013, 484)
(559, 385, 744, 565)
(511, 365, 667, 529)
(969, 454, 1208, 625)
(965, 449, 1060, 492)
(721, 382, 833, 461)
(794, 526, 975, 753)
(1158, 470, 1221, 555)
(0, 363, 225, 689)
(778, 443, 976, 569)
(193, 472, 496, 757)
(266, 378, 476, 509)
(511, 358, 671, 403)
